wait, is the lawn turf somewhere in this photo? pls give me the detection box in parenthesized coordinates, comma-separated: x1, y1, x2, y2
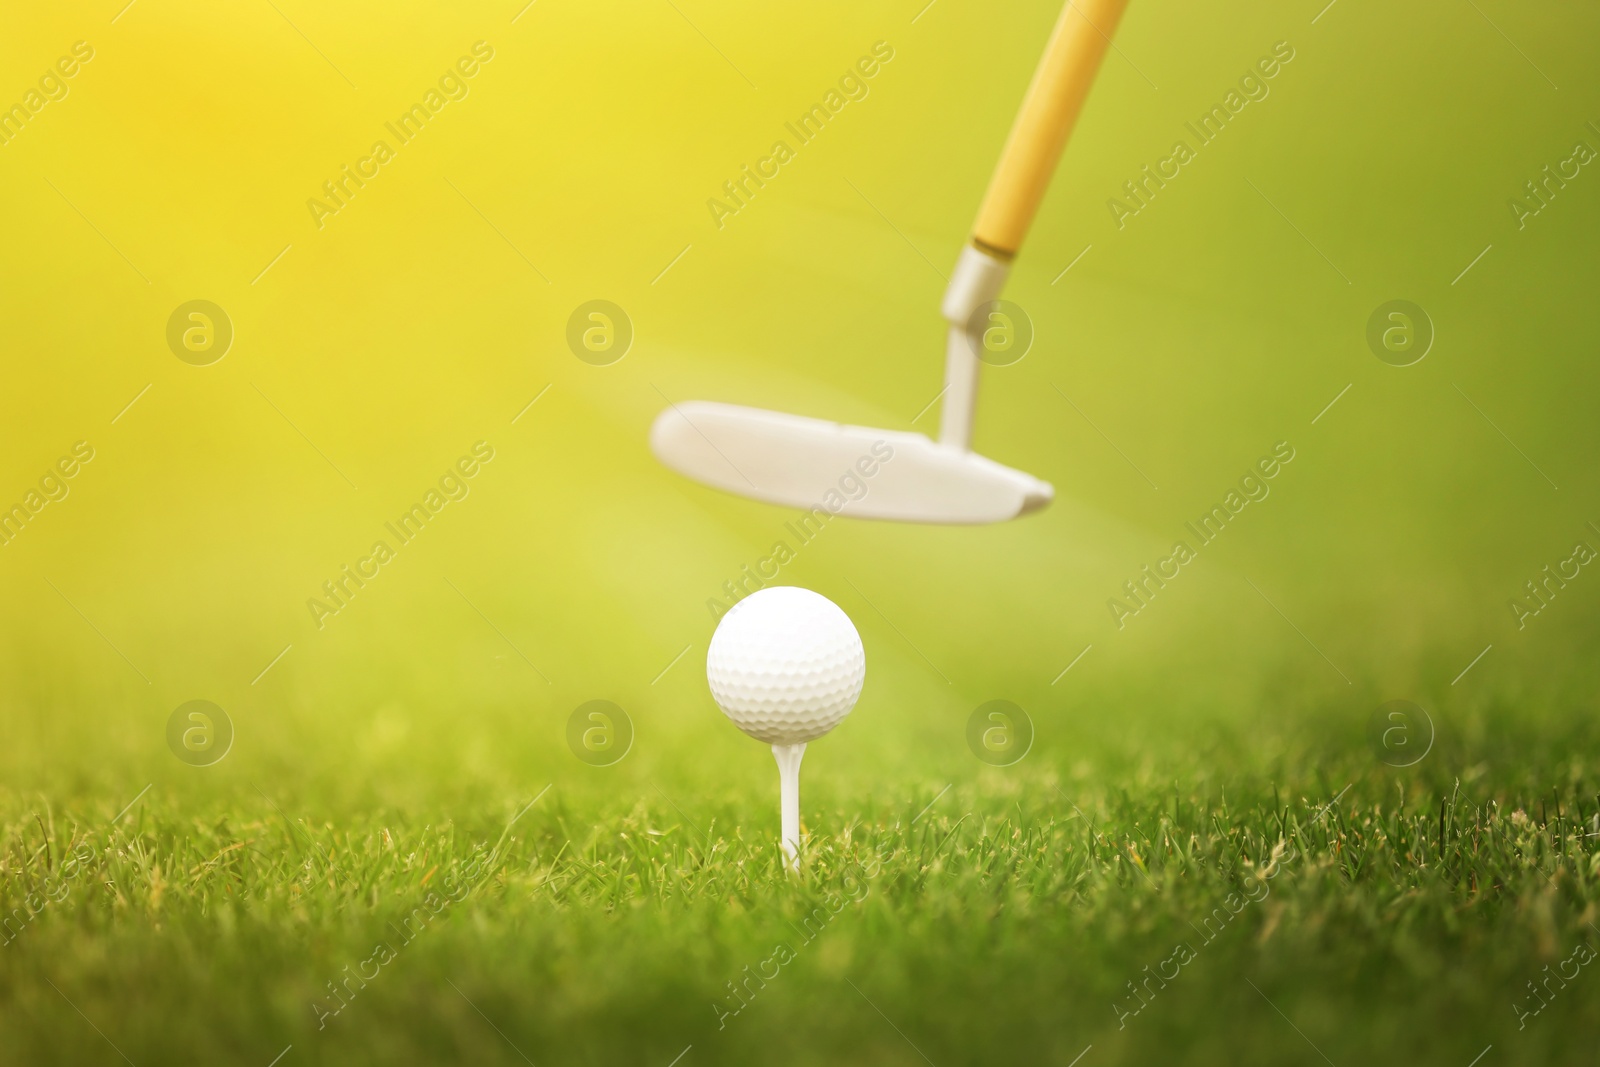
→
(5, 651, 1600, 1066)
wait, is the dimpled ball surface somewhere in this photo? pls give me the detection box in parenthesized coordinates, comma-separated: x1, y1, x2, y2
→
(707, 586, 865, 745)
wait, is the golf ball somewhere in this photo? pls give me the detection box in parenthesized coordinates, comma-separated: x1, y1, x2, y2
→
(706, 586, 865, 745)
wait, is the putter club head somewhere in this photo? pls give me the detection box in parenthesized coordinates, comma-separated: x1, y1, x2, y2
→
(650, 400, 1053, 525)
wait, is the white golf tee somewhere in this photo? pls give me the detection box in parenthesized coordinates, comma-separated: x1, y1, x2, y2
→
(772, 742, 806, 871)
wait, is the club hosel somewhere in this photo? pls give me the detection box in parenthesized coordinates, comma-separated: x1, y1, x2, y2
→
(937, 243, 1012, 450)
(940, 242, 1012, 326)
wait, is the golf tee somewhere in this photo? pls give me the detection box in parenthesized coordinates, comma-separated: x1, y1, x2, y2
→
(772, 742, 806, 871)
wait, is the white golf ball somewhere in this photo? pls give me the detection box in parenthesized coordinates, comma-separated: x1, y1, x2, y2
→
(707, 586, 865, 745)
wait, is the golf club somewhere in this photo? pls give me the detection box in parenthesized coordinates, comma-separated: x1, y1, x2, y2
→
(651, 0, 1129, 524)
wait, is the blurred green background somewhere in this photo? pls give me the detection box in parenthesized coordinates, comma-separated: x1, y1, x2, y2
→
(2, 0, 1595, 794)
(2, 2, 1599, 1061)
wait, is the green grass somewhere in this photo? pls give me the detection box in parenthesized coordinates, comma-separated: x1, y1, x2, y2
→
(6, 692, 1600, 1067)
